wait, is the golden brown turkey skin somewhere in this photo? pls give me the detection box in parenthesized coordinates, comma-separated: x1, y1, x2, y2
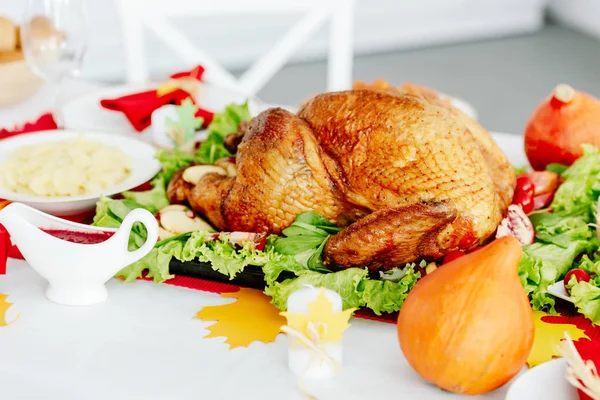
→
(168, 108, 364, 234)
(299, 90, 511, 268)
(363, 81, 516, 210)
(170, 90, 515, 270)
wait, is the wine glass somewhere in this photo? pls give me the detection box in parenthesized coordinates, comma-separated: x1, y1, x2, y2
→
(20, 0, 88, 127)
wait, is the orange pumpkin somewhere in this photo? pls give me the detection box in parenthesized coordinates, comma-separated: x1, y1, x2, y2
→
(397, 236, 534, 395)
(525, 83, 600, 170)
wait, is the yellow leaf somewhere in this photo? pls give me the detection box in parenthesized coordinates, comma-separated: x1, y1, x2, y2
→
(0, 293, 19, 326)
(194, 288, 285, 349)
(156, 81, 178, 97)
(528, 310, 588, 368)
(281, 288, 355, 343)
(157, 77, 200, 97)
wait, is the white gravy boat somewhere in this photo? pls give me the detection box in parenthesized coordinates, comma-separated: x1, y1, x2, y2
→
(0, 202, 159, 306)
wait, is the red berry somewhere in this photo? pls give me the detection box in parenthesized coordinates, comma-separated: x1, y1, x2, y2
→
(443, 250, 466, 264)
(564, 268, 591, 295)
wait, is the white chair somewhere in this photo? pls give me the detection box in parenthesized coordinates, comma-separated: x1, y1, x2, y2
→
(115, 0, 355, 96)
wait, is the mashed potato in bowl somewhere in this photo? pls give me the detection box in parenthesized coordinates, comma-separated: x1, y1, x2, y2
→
(0, 137, 132, 197)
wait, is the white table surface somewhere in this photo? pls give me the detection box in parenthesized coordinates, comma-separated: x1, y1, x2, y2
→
(0, 80, 103, 130)
(0, 83, 524, 400)
(0, 259, 518, 400)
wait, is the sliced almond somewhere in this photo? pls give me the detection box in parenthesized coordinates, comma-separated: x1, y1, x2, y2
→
(160, 210, 214, 234)
(182, 165, 227, 185)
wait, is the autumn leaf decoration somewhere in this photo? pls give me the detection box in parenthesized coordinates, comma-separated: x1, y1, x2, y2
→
(0, 293, 19, 326)
(194, 288, 286, 349)
(281, 288, 355, 345)
(560, 333, 600, 400)
(165, 99, 204, 149)
(528, 310, 588, 367)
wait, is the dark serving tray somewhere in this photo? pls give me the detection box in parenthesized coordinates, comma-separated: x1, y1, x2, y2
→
(168, 259, 381, 290)
(168, 259, 293, 290)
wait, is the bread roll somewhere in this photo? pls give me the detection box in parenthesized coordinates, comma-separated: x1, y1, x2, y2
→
(0, 50, 24, 64)
(15, 25, 21, 49)
(0, 16, 17, 52)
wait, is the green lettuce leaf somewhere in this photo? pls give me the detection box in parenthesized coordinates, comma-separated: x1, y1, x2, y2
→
(519, 240, 594, 313)
(569, 276, 600, 325)
(530, 213, 594, 247)
(196, 101, 251, 165)
(265, 269, 367, 311)
(121, 180, 170, 214)
(262, 254, 307, 286)
(519, 146, 600, 315)
(179, 231, 274, 279)
(272, 212, 340, 272)
(116, 240, 181, 283)
(513, 165, 529, 175)
(154, 148, 202, 186)
(207, 101, 251, 137)
(546, 163, 568, 175)
(265, 266, 421, 315)
(577, 255, 600, 276)
(360, 267, 421, 314)
(551, 144, 600, 218)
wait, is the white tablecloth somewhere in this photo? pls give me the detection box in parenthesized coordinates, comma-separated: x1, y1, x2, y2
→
(0, 82, 518, 400)
(0, 80, 102, 129)
(0, 258, 516, 400)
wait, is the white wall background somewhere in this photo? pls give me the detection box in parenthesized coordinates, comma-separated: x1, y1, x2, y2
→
(1, 0, 549, 83)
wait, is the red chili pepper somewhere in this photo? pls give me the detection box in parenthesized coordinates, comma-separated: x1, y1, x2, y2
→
(0, 224, 10, 275)
(512, 176, 536, 214)
(443, 250, 466, 264)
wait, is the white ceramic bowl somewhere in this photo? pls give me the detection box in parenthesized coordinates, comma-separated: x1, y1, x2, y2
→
(505, 359, 578, 400)
(0, 130, 161, 216)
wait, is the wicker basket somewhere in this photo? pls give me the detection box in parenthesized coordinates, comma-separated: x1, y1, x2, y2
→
(0, 51, 43, 107)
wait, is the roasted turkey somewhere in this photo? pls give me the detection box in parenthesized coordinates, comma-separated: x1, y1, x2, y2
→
(168, 89, 515, 270)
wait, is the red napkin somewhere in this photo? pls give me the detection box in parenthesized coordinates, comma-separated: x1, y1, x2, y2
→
(0, 113, 57, 140)
(0, 225, 10, 275)
(573, 339, 600, 400)
(171, 64, 205, 80)
(100, 65, 215, 132)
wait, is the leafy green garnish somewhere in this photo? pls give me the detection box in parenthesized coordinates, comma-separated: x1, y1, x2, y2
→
(265, 266, 421, 315)
(569, 276, 600, 324)
(116, 101, 252, 213)
(92, 196, 150, 250)
(208, 101, 252, 137)
(196, 101, 251, 165)
(95, 192, 422, 315)
(518, 144, 600, 314)
(272, 212, 342, 272)
(513, 165, 529, 175)
(546, 163, 569, 175)
(121, 181, 170, 214)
